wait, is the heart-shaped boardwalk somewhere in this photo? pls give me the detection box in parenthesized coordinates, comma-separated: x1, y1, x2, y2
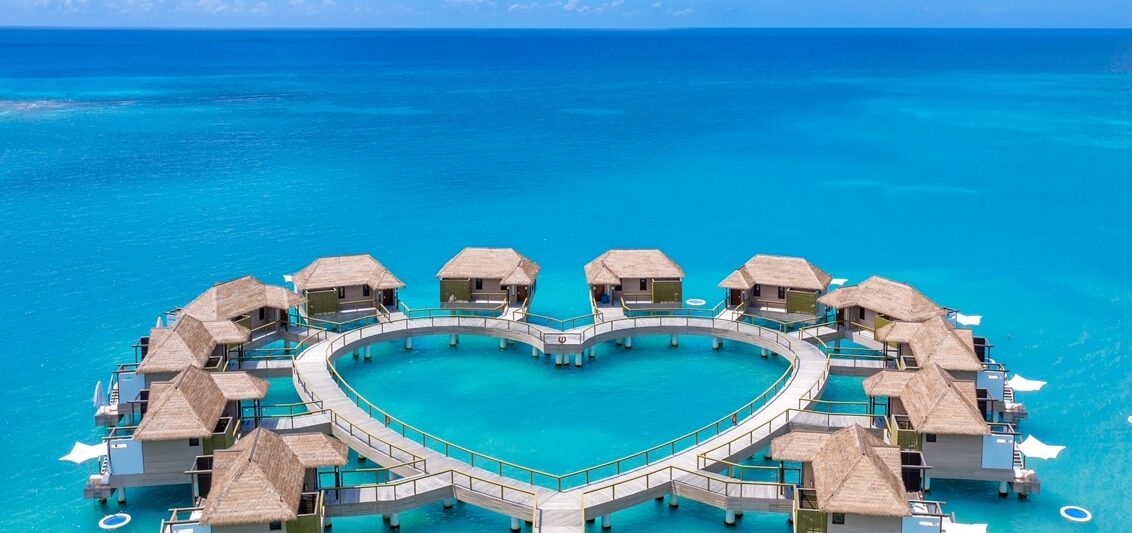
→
(286, 309, 849, 532)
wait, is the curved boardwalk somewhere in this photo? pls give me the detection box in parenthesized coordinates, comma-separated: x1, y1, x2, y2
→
(291, 313, 829, 531)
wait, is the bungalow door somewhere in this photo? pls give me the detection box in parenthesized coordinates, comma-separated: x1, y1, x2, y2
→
(516, 285, 528, 304)
(381, 289, 396, 308)
(729, 289, 743, 306)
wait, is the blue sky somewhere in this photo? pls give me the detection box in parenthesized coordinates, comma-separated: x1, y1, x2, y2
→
(2, 0, 1131, 28)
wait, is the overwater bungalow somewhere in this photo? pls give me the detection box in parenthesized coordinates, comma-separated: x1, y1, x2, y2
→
(718, 254, 832, 318)
(875, 316, 984, 380)
(86, 367, 268, 501)
(178, 275, 305, 343)
(863, 364, 1038, 496)
(98, 315, 251, 426)
(771, 425, 944, 532)
(818, 276, 946, 338)
(584, 249, 684, 308)
(436, 247, 539, 307)
(161, 428, 348, 533)
(293, 254, 404, 316)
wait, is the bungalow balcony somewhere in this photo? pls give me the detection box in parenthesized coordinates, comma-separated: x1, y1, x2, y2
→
(159, 492, 324, 533)
(85, 416, 239, 499)
(793, 489, 947, 533)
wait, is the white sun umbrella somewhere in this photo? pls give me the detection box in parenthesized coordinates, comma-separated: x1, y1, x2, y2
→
(830, 278, 848, 286)
(93, 381, 106, 408)
(60, 441, 108, 463)
(1017, 435, 1065, 460)
(1007, 374, 1047, 392)
(955, 313, 982, 326)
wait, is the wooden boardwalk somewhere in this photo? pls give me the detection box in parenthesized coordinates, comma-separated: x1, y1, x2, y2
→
(291, 313, 831, 531)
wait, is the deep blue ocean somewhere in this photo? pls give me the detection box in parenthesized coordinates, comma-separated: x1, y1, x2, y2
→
(1, 29, 1130, 532)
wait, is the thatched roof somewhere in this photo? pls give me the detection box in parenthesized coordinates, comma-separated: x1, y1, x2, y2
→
(817, 276, 945, 322)
(862, 370, 917, 398)
(876, 364, 988, 436)
(584, 249, 684, 284)
(201, 428, 305, 526)
(211, 372, 270, 401)
(718, 254, 832, 291)
(281, 433, 348, 468)
(436, 247, 540, 285)
(137, 315, 250, 375)
(294, 254, 405, 292)
(181, 275, 305, 322)
(876, 316, 982, 372)
(773, 426, 909, 517)
(770, 431, 831, 462)
(134, 367, 227, 441)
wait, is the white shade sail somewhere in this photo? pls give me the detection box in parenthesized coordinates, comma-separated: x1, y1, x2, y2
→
(830, 278, 848, 286)
(955, 313, 982, 326)
(1007, 374, 1047, 392)
(60, 441, 107, 463)
(1017, 435, 1065, 460)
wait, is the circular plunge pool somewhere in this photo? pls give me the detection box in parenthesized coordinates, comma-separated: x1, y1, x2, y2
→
(334, 334, 791, 475)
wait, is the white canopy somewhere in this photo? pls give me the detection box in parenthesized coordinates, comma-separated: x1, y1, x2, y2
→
(943, 522, 988, 533)
(60, 441, 108, 463)
(1007, 374, 1047, 392)
(282, 274, 294, 283)
(830, 278, 848, 286)
(955, 313, 982, 326)
(1017, 435, 1065, 460)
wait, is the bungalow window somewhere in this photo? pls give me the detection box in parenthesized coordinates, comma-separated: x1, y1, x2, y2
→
(753, 284, 761, 297)
(336, 287, 346, 299)
(189, 438, 200, 447)
(269, 520, 282, 530)
(613, 284, 622, 292)
(639, 279, 648, 291)
(832, 513, 846, 525)
(474, 278, 483, 291)
(258, 307, 266, 321)
(925, 433, 937, 443)
(362, 285, 371, 297)
(777, 286, 786, 299)
(858, 307, 866, 320)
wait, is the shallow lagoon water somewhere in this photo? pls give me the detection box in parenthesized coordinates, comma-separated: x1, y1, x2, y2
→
(335, 334, 790, 474)
(2, 28, 1131, 532)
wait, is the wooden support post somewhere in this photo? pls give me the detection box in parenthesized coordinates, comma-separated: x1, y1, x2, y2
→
(601, 514, 611, 530)
(510, 517, 521, 532)
(404, 337, 413, 350)
(574, 352, 583, 367)
(671, 334, 679, 347)
(724, 510, 736, 525)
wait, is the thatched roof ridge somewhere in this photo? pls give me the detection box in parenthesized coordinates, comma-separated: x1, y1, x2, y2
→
(211, 372, 270, 401)
(817, 276, 945, 322)
(773, 426, 909, 517)
(201, 428, 305, 526)
(134, 367, 226, 441)
(294, 254, 405, 292)
(281, 433, 348, 468)
(436, 247, 540, 285)
(137, 315, 250, 375)
(890, 364, 989, 435)
(181, 275, 305, 322)
(718, 254, 832, 291)
(584, 249, 684, 284)
(876, 316, 982, 372)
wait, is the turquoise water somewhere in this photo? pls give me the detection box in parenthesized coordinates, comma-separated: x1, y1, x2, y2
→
(2, 28, 1131, 532)
(335, 334, 790, 474)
